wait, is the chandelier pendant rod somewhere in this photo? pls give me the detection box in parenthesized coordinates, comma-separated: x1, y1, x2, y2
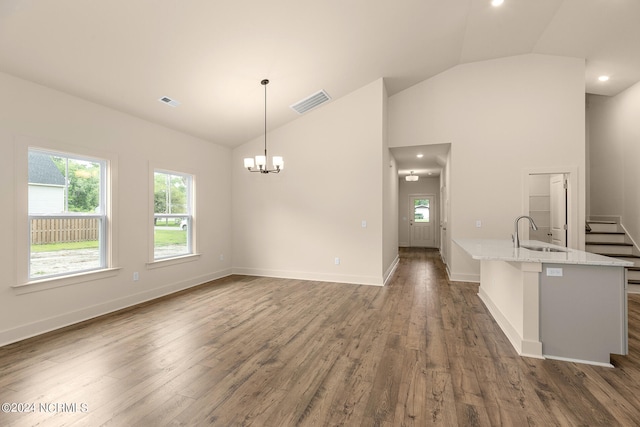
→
(263, 78, 268, 159)
(243, 78, 283, 174)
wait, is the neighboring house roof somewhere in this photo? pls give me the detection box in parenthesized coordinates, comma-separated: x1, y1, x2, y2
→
(28, 151, 65, 186)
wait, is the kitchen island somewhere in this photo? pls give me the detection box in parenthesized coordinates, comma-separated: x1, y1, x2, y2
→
(455, 238, 633, 367)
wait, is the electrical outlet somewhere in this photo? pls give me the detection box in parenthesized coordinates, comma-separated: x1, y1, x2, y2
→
(133, 272, 139, 281)
(335, 257, 340, 265)
(476, 220, 482, 228)
(361, 220, 367, 228)
(219, 254, 224, 261)
(546, 268, 563, 277)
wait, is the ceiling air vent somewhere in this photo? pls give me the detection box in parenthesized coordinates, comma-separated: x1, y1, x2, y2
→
(290, 89, 331, 114)
(159, 96, 180, 107)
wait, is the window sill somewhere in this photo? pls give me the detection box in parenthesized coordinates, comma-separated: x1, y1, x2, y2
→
(12, 268, 122, 295)
(146, 253, 201, 269)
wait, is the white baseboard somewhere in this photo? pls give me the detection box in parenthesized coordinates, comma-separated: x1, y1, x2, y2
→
(383, 255, 400, 286)
(542, 354, 614, 368)
(232, 267, 384, 286)
(0, 268, 233, 347)
(477, 287, 524, 355)
(447, 271, 480, 283)
(619, 222, 640, 257)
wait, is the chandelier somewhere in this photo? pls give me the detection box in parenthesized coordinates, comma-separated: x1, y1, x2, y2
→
(243, 79, 284, 173)
(405, 171, 419, 182)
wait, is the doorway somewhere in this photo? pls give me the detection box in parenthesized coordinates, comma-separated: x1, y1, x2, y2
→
(526, 173, 575, 247)
(549, 174, 568, 246)
(409, 194, 436, 247)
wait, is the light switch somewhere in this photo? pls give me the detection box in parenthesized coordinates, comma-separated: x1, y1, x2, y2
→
(476, 220, 482, 228)
(361, 220, 367, 228)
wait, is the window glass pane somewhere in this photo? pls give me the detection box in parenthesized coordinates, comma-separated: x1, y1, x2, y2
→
(154, 172, 188, 215)
(28, 151, 66, 214)
(414, 199, 430, 223)
(65, 157, 102, 213)
(28, 151, 102, 214)
(154, 170, 192, 260)
(28, 149, 106, 279)
(30, 218, 102, 278)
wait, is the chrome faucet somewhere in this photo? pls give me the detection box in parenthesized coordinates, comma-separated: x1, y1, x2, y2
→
(513, 215, 538, 248)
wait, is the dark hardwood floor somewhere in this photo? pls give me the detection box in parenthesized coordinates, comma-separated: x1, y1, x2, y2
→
(2, 248, 640, 426)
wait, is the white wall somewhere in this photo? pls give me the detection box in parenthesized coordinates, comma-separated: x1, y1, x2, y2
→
(398, 177, 440, 247)
(0, 71, 232, 346)
(588, 81, 640, 243)
(232, 79, 389, 285)
(382, 83, 400, 281)
(389, 54, 586, 281)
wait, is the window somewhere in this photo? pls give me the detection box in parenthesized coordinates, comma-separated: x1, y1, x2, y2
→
(153, 170, 193, 260)
(28, 149, 107, 279)
(414, 198, 430, 223)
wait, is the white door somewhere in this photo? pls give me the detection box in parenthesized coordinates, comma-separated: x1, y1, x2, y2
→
(410, 195, 436, 247)
(550, 174, 567, 247)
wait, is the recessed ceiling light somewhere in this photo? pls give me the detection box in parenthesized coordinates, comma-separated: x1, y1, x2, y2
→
(598, 75, 610, 82)
(491, 0, 504, 6)
(416, 154, 424, 158)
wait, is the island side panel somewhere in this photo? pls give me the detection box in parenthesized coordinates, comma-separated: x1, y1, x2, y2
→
(478, 259, 543, 357)
(540, 263, 627, 365)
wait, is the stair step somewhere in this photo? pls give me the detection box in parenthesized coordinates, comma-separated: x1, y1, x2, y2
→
(586, 234, 627, 244)
(628, 283, 640, 294)
(586, 231, 625, 234)
(587, 245, 634, 256)
(586, 241, 633, 246)
(605, 255, 640, 264)
(627, 270, 640, 281)
(629, 279, 640, 285)
(587, 221, 619, 233)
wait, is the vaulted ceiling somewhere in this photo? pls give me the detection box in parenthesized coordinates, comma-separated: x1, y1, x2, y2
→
(0, 0, 637, 148)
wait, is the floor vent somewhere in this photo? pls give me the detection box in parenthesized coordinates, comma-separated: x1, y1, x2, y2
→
(290, 89, 331, 114)
(159, 96, 180, 107)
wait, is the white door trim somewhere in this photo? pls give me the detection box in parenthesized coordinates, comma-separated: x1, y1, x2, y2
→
(408, 193, 438, 248)
(523, 167, 580, 250)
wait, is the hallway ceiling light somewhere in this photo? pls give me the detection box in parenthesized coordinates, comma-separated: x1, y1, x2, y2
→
(406, 171, 419, 182)
(243, 79, 283, 174)
(416, 154, 424, 158)
(598, 75, 610, 82)
(491, 0, 504, 6)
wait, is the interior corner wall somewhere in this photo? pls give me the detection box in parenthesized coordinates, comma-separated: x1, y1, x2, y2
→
(382, 81, 399, 282)
(0, 71, 232, 346)
(587, 82, 640, 243)
(232, 79, 386, 285)
(388, 54, 586, 282)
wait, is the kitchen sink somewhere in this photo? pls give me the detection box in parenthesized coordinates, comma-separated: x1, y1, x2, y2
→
(521, 245, 567, 253)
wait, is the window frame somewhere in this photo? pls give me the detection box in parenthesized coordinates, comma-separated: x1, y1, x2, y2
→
(13, 137, 119, 294)
(28, 149, 107, 279)
(150, 168, 197, 264)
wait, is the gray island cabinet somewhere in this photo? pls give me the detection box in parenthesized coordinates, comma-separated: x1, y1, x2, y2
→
(455, 238, 633, 367)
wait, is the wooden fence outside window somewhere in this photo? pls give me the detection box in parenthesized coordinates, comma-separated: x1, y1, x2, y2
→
(31, 218, 99, 244)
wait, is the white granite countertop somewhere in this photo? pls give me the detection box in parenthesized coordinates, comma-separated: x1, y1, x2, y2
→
(454, 238, 634, 267)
